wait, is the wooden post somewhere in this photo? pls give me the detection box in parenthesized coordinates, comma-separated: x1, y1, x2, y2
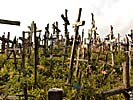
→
(23, 82, 28, 100)
(123, 35, 130, 100)
(118, 33, 121, 56)
(110, 25, 114, 66)
(91, 13, 98, 46)
(128, 30, 132, 73)
(75, 47, 80, 78)
(1, 34, 6, 53)
(44, 23, 50, 56)
(13, 37, 17, 69)
(48, 88, 63, 100)
(96, 45, 102, 63)
(67, 8, 85, 84)
(123, 36, 130, 88)
(50, 34, 54, 76)
(55, 21, 60, 40)
(75, 69, 82, 100)
(81, 29, 85, 59)
(87, 43, 91, 65)
(22, 31, 26, 77)
(6, 32, 10, 57)
(33, 22, 38, 87)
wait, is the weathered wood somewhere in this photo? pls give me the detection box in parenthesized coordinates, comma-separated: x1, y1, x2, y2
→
(87, 43, 91, 64)
(23, 82, 28, 100)
(0, 19, 20, 26)
(1, 34, 6, 53)
(102, 88, 127, 97)
(123, 35, 130, 88)
(101, 86, 133, 99)
(101, 35, 131, 100)
(61, 9, 70, 67)
(33, 22, 38, 87)
(67, 8, 85, 84)
(75, 47, 80, 78)
(55, 21, 60, 40)
(22, 31, 26, 77)
(50, 34, 54, 76)
(0, 96, 17, 100)
(118, 33, 121, 55)
(6, 32, 10, 56)
(43, 23, 50, 55)
(68, 58, 88, 62)
(110, 25, 114, 66)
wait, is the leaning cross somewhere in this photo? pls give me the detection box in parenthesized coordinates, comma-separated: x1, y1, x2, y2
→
(67, 8, 85, 84)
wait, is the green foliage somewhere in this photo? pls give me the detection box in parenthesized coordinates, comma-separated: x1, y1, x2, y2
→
(0, 46, 129, 100)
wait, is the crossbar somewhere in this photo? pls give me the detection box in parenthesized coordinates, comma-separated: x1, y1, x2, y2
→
(0, 19, 20, 26)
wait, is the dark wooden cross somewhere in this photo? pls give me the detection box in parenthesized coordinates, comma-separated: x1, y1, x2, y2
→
(33, 21, 42, 87)
(61, 9, 70, 41)
(61, 9, 70, 67)
(41, 23, 50, 56)
(52, 22, 61, 36)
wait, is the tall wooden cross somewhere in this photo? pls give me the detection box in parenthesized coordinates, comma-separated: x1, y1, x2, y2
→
(67, 8, 85, 84)
(61, 9, 70, 67)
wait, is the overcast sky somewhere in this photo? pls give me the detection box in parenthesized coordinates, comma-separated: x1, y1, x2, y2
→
(0, 0, 132, 40)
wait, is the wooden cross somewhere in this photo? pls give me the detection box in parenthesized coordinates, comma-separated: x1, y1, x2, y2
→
(41, 23, 50, 56)
(61, 9, 70, 67)
(61, 9, 70, 40)
(67, 8, 85, 84)
(33, 22, 42, 87)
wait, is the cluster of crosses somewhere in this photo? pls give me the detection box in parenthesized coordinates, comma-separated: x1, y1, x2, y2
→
(0, 8, 133, 100)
